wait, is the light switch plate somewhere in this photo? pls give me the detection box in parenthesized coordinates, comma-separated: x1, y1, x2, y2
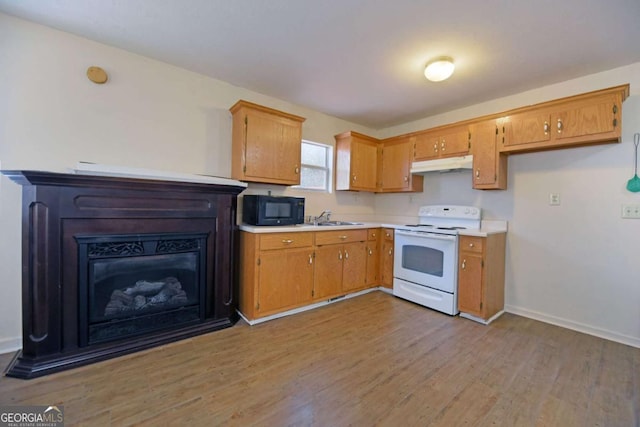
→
(549, 193, 560, 206)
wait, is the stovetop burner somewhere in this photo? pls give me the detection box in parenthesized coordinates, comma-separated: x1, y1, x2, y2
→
(402, 205, 481, 234)
(404, 224, 466, 230)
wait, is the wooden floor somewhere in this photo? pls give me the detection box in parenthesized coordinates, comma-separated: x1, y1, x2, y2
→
(1, 292, 638, 426)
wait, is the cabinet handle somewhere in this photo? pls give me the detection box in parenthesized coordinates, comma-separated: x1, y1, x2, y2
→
(309, 254, 313, 264)
(294, 166, 300, 174)
(282, 239, 294, 244)
(385, 232, 390, 238)
(352, 175, 357, 181)
(475, 169, 480, 179)
(338, 250, 343, 260)
(372, 233, 376, 238)
(441, 140, 446, 151)
(388, 248, 393, 256)
(339, 235, 347, 240)
(461, 259, 466, 270)
(543, 121, 549, 134)
(403, 176, 409, 182)
(557, 119, 563, 133)
(344, 251, 349, 260)
(368, 249, 373, 256)
(433, 143, 438, 152)
(469, 243, 474, 248)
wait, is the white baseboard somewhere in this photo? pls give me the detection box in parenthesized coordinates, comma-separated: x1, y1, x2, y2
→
(505, 304, 640, 349)
(460, 310, 504, 325)
(0, 336, 21, 355)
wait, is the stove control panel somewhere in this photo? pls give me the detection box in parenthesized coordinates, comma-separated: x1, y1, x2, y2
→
(418, 205, 481, 220)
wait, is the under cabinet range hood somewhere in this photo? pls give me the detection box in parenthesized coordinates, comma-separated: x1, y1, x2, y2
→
(410, 155, 473, 174)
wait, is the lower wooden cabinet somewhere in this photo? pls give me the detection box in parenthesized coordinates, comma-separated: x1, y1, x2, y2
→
(365, 229, 380, 286)
(315, 239, 368, 298)
(457, 233, 506, 322)
(239, 228, 383, 321)
(239, 232, 315, 319)
(258, 249, 314, 315)
(381, 228, 394, 289)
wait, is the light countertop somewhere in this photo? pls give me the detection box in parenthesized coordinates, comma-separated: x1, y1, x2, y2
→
(239, 222, 379, 233)
(239, 220, 507, 236)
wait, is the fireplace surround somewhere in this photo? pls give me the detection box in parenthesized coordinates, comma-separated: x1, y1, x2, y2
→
(1, 170, 246, 378)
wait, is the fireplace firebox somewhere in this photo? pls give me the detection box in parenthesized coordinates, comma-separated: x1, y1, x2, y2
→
(77, 233, 208, 346)
(1, 170, 246, 379)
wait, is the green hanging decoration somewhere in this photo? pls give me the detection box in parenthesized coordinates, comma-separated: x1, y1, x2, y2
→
(627, 133, 640, 193)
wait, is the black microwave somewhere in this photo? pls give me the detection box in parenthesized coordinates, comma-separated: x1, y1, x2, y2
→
(242, 195, 305, 226)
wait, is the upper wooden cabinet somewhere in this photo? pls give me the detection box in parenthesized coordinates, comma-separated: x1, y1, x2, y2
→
(499, 85, 628, 154)
(230, 100, 306, 185)
(379, 136, 423, 193)
(414, 124, 470, 161)
(470, 119, 508, 190)
(335, 131, 379, 191)
(335, 131, 422, 193)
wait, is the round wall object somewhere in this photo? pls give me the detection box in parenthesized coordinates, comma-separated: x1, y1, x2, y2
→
(87, 66, 108, 84)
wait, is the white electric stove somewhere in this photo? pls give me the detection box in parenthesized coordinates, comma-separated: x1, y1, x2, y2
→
(393, 205, 481, 315)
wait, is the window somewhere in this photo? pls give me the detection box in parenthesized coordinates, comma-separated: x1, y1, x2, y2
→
(295, 140, 332, 192)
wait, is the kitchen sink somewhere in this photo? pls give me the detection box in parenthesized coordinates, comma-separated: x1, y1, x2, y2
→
(316, 221, 364, 226)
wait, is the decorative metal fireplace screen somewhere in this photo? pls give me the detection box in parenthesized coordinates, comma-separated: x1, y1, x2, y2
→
(76, 233, 208, 346)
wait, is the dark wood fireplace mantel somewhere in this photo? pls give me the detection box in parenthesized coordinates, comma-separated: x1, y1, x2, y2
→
(1, 170, 246, 379)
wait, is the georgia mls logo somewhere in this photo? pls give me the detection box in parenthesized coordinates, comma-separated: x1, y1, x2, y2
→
(0, 405, 64, 427)
(44, 406, 64, 419)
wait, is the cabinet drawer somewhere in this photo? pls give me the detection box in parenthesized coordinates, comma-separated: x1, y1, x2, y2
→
(315, 229, 367, 245)
(367, 229, 379, 241)
(383, 228, 394, 241)
(459, 236, 484, 254)
(260, 232, 314, 250)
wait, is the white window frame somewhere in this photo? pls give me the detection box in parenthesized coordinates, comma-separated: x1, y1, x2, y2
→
(294, 140, 333, 193)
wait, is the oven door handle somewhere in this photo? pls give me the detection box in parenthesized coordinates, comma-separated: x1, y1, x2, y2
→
(395, 229, 457, 241)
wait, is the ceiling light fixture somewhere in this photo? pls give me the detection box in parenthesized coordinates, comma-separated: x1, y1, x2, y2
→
(424, 57, 455, 82)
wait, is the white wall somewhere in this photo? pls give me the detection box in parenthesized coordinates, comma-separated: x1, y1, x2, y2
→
(1, 13, 638, 353)
(0, 14, 376, 353)
(376, 64, 640, 347)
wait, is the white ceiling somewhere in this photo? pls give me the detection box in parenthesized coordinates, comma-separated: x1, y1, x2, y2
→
(2, 0, 640, 129)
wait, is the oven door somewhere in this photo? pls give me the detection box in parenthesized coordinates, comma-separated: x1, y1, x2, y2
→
(393, 229, 458, 293)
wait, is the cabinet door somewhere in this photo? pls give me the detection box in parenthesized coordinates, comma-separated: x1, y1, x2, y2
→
(502, 109, 551, 147)
(257, 248, 313, 315)
(245, 111, 301, 185)
(440, 126, 470, 157)
(554, 93, 619, 142)
(471, 120, 507, 190)
(381, 137, 412, 191)
(414, 131, 440, 161)
(457, 252, 484, 317)
(342, 241, 367, 292)
(381, 239, 394, 289)
(313, 245, 344, 300)
(365, 242, 379, 286)
(351, 136, 378, 191)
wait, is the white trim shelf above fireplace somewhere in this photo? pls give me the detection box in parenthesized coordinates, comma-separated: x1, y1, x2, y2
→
(70, 162, 248, 188)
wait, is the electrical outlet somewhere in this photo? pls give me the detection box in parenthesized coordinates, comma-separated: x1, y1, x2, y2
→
(549, 193, 560, 206)
(622, 204, 640, 218)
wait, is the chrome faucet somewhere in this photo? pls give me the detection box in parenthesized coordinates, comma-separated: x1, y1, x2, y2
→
(314, 210, 332, 225)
